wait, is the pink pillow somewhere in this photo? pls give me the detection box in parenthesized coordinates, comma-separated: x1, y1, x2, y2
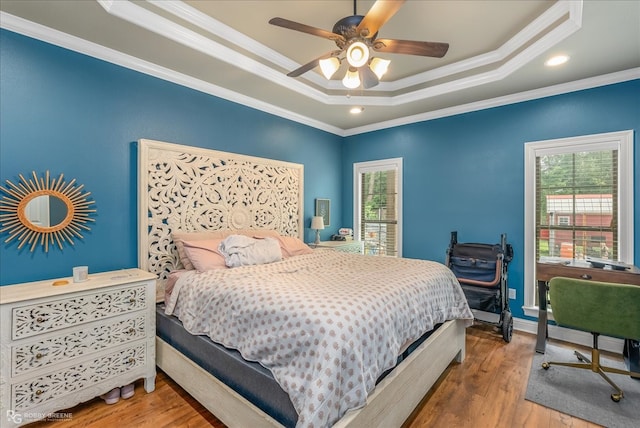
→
(277, 236, 314, 258)
(173, 231, 225, 270)
(181, 239, 227, 271)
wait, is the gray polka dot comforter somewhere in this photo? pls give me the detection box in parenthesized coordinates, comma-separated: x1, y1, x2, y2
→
(165, 250, 473, 427)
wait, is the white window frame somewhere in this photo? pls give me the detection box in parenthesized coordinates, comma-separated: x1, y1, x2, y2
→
(353, 158, 403, 257)
(523, 130, 634, 317)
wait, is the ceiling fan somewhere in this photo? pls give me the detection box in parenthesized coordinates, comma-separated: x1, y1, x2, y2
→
(269, 0, 449, 89)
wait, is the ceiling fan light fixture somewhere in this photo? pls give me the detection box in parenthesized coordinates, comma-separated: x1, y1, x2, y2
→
(346, 41, 369, 68)
(369, 57, 390, 79)
(319, 57, 341, 79)
(271, 1, 451, 91)
(342, 67, 361, 89)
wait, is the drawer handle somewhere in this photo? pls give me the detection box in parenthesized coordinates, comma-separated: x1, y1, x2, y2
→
(36, 353, 44, 359)
(129, 298, 136, 304)
(581, 274, 592, 280)
(128, 328, 136, 334)
(35, 389, 43, 396)
(128, 357, 136, 364)
(36, 317, 44, 323)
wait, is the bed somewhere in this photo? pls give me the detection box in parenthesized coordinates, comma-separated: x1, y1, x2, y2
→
(137, 139, 473, 427)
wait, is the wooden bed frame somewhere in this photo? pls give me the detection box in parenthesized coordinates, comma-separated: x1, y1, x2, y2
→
(138, 139, 466, 427)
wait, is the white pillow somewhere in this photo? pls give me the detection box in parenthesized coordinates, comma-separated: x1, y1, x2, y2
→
(218, 235, 282, 267)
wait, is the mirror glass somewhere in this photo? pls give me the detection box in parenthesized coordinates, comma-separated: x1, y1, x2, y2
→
(25, 195, 69, 228)
(0, 171, 96, 252)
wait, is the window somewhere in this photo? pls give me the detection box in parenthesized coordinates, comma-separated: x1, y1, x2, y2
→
(353, 158, 402, 257)
(524, 130, 634, 315)
(539, 151, 617, 262)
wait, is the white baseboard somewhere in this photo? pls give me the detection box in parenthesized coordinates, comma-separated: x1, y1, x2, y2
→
(512, 317, 625, 354)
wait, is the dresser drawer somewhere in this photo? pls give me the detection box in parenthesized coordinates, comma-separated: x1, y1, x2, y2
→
(12, 285, 147, 340)
(12, 314, 147, 376)
(11, 343, 147, 412)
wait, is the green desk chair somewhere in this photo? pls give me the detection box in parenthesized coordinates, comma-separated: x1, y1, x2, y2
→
(541, 277, 640, 402)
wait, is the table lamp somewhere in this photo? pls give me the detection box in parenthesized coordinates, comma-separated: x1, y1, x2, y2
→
(311, 216, 324, 245)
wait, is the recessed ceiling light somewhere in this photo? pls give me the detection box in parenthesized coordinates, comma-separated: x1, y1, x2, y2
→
(350, 107, 364, 114)
(545, 55, 569, 67)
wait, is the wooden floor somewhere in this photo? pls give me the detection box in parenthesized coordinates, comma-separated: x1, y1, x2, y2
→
(28, 325, 605, 428)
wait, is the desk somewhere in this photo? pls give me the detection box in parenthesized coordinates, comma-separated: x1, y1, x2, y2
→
(535, 262, 640, 354)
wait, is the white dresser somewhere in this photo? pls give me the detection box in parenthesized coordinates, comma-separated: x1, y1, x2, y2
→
(0, 269, 157, 426)
(313, 240, 364, 254)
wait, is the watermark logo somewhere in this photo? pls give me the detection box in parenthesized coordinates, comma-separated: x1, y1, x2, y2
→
(6, 410, 72, 424)
(6, 410, 21, 424)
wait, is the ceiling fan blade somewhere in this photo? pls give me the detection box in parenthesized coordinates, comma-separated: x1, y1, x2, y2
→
(269, 17, 345, 43)
(356, 0, 406, 38)
(359, 66, 379, 89)
(287, 50, 342, 77)
(373, 39, 449, 57)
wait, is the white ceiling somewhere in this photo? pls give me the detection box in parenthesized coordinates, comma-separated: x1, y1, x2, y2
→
(1, 0, 639, 136)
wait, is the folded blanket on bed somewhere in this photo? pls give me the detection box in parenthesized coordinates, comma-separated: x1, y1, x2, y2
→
(218, 234, 282, 267)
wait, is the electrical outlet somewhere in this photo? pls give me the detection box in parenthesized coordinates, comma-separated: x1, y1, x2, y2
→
(508, 288, 516, 299)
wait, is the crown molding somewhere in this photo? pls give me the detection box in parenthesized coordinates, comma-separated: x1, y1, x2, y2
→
(0, 11, 343, 136)
(100, 0, 583, 105)
(96, 0, 332, 103)
(148, 0, 321, 85)
(331, 0, 583, 105)
(344, 68, 640, 136)
(1, 6, 637, 137)
(381, 0, 582, 91)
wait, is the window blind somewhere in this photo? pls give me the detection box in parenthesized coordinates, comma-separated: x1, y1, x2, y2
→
(535, 148, 618, 262)
(360, 169, 398, 256)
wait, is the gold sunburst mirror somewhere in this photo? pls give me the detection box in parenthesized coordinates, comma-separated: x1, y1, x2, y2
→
(0, 171, 96, 252)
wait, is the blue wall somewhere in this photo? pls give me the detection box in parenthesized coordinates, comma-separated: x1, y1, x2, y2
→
(0, 29, 343, 285)
(342, 80, 640, 319)
(1, 29, 638, 323)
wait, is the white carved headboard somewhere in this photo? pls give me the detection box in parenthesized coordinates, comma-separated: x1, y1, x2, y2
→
(137, 139, 304, 285)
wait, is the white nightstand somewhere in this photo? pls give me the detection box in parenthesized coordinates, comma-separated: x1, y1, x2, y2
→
(313, 240, 364, 254)
(0, 269, 157, 426)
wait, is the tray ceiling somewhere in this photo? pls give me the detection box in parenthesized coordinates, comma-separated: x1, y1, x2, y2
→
(1, 0, 638, 135)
